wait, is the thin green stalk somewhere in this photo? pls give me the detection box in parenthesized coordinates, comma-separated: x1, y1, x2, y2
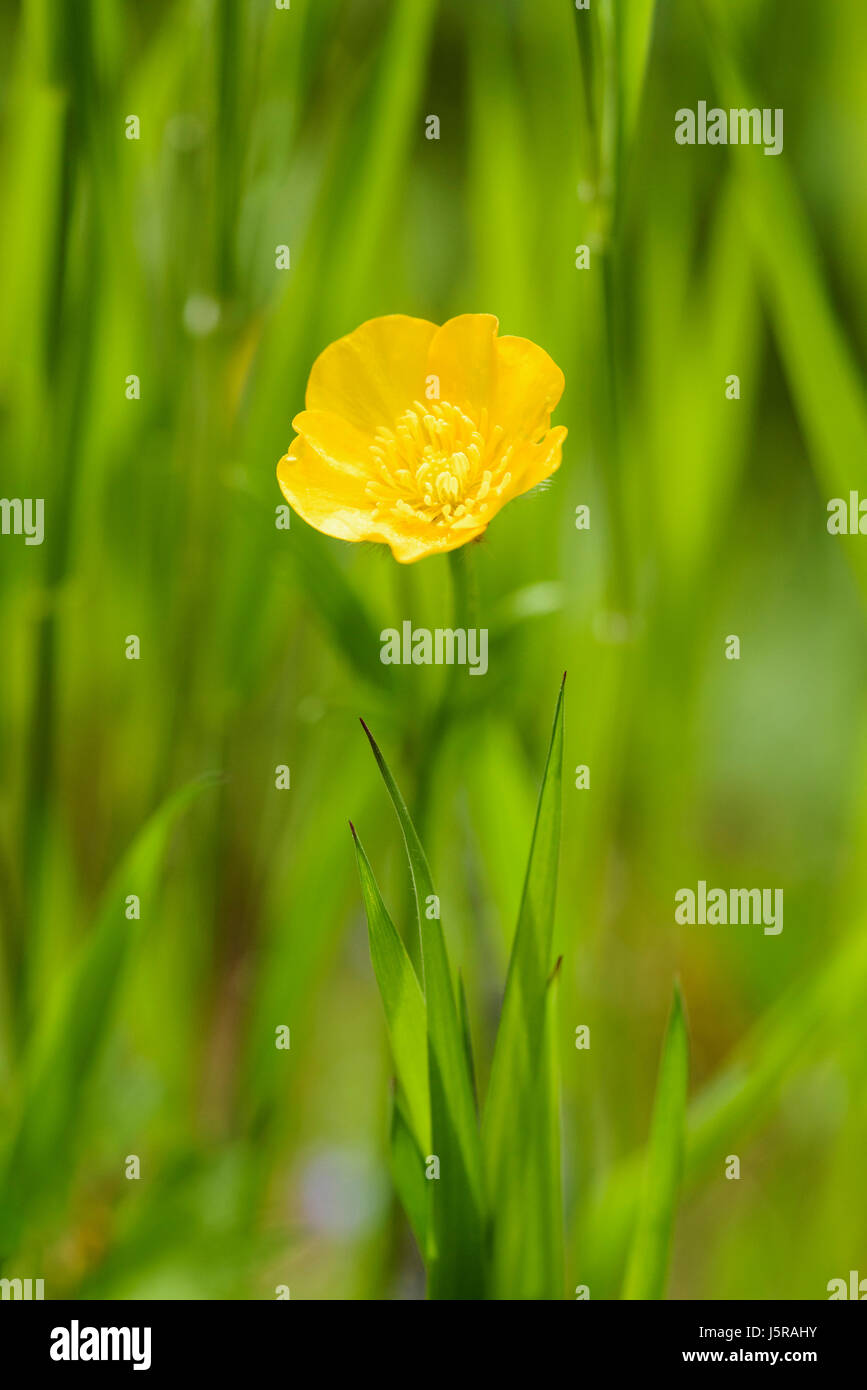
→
(411, 544, 480, 839)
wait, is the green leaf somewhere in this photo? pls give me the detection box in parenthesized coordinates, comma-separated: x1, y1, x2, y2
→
(483, 676, 566, 1299)
(359, 718, 485, 1299)
(622, 983, 689, 1300)
(351, 823, 429, 1155)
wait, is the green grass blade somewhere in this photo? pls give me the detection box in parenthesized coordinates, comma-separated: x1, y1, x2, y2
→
(493, 959, 565, 1300)
(457, 972, 478, 1114)
(359, 718, 485, 1298)
(351, 823, 429, 1154)
(389, 1084, 429, 1256)
(319, 0, 437, 326)
(483, 676, 565, 1298)
(700, 3, 867, 607)
(359, 718, 440, 984)
(578, 925, 867, 1297)
(615, 0, 658, 154)
(622, 983, 689, 1299)
(0, 777, 215, 1259)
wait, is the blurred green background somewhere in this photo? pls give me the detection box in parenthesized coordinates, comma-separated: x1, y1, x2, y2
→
(0, 0, 866, 1299)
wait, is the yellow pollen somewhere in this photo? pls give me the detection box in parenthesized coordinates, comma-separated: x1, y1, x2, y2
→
(365, 400, 513, 525)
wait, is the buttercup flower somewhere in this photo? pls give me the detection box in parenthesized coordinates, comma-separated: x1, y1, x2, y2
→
(277, 313, 566, 563)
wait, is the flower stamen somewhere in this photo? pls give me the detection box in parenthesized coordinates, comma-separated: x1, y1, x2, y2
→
(364, 401, 513, 527)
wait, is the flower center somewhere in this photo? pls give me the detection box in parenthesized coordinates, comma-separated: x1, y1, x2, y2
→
(365, 400, 514, 527)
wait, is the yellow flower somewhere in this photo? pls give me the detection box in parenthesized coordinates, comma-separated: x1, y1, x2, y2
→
(277, 313, 567, 564)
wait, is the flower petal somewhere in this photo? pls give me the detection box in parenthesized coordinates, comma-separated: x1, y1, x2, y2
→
(277, 434, 489, 562)
(503, 425, 568, 501)
(291, 409, 372, 477)
(387, 524, 487, 564)
(426, 313, 499, 420)
(305, 314, 438, 435)
(277, 435, 374, 540)
(279, 312, 567, 563)
(492, 335, 566, 441)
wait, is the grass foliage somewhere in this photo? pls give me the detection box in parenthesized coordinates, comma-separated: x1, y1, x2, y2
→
(0, 0, 865, 1298)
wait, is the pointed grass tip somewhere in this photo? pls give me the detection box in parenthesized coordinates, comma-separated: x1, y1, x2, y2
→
(359, 716, 383, 758)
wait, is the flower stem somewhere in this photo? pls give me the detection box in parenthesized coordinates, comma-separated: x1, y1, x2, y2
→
(410, 543, 480, 844)
(447, 543, 479, 638)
